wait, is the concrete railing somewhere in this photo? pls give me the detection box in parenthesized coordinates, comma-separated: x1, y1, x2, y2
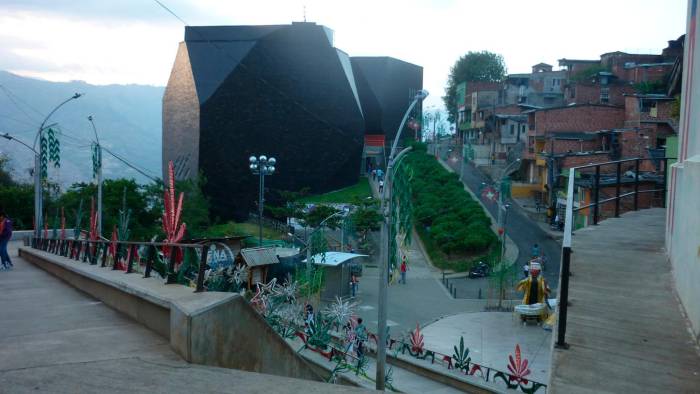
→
(18, 247, 332, 384)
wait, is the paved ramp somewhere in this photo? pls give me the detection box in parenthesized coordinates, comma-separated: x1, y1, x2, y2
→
(0, 242, 370, 393)
(550, 209, 700, 393)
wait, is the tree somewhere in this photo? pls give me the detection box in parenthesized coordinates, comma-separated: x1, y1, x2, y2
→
(350, 197, 382, 251)
(443, 51, 507, 122)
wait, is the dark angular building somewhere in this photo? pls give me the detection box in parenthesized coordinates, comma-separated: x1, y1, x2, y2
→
(163, 22, 422, 220)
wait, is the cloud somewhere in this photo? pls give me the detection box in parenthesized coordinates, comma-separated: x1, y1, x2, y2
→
(0, 0, 688, 111)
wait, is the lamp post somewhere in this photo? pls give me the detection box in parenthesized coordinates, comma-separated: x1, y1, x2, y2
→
(376, 89, 428, 390)
(249, 155, 276, 246)
(32, 93, 82, 238)
(87, 116, 102, 237)
(496, 159, 521, 263)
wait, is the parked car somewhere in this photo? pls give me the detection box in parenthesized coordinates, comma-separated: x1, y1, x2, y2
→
(468, 261, 490, 279)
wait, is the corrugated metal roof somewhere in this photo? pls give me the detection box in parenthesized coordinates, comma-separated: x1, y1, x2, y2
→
(241, 247, 279, 267)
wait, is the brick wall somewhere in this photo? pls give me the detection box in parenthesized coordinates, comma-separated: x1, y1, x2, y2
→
(533, 105, 625, 134)
(560, 152, 611, 169)
(545, 138, 601, 155)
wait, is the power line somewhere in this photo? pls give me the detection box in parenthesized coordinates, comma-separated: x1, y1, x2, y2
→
(102, 146, 160, 183)
(0, 85, 40, 125)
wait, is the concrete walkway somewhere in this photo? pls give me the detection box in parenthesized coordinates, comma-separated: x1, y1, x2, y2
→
(549, 209, 700, 393)
(0, 242, 371, 393)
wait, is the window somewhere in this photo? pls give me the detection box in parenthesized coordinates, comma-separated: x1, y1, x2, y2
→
(600, 87, 610, 103)
(510, 124, 515, 135)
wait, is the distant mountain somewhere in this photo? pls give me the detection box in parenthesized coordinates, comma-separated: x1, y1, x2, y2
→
(0, 70, 163, 186)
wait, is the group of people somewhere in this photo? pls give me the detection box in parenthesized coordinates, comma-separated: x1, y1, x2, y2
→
(369, 165, 385, 193)
(305, 302, 368, 360)
(0, 211, 14, 270)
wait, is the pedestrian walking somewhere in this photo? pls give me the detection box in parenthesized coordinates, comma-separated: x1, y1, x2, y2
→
(371, 169, 377, 180)
(378, 180, 384, 193)
(350, 274, 359, 297)
(376, 169, 384, 181)
(0, 211, 13, 270)
(355, 318, 367, 359)
(400, 256, 408, 284)
(531, 243, 540, 259)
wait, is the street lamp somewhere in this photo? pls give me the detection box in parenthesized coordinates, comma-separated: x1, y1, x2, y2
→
(496, 159, 521, 263)
(249, 154, 276, 246)
(88, 116, 102, 237)
(376, 89, 428, 390)
(32, 93, 83, 238)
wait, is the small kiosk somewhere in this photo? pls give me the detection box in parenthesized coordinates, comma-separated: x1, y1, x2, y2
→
(305, 252, 367, 300)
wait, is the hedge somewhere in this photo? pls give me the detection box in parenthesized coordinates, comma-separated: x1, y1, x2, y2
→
(403, 144, 497, 265)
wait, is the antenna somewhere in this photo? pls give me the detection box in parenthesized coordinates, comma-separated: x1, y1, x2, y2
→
(303, 5, 306, 22)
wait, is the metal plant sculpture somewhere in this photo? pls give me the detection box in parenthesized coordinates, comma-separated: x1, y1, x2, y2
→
(162, 160, 186, 260)
(323, 296, 358, 327)
(227, 264, 249, 291)
(88, 197, 98, 242)
(73, 199, 84, 240)
(410, 322, 424, 354)
(51, 208, 59, 239)
(117, 187, 131, 241)
(60, 207, 66, 240)
(506, 344, 531, 384)
(452, 336, 471, 371)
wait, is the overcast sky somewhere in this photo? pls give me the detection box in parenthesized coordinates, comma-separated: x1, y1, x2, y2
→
(0, 0, 689, 111)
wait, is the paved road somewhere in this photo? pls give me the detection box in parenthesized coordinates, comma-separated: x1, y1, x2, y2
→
(438, 145, 561, 293)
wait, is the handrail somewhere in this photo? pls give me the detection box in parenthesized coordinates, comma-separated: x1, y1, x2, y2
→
(555, 156, 674, 349)
(29, 236, 211, 292)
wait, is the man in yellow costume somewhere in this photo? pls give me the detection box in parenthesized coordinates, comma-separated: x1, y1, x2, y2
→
(516, 261, 550, 321)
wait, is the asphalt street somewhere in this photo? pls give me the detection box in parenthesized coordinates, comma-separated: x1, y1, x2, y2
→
(438, 145, 561, 294)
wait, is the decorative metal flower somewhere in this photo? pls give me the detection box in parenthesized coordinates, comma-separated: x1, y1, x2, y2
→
(276, 277, 298, 302)
(507, 344, 531, 384)
(323, 296, 358, 325)
(410, 322, 424, 354)
(276, 303, 304, 326)
(227, 264, 249, 286)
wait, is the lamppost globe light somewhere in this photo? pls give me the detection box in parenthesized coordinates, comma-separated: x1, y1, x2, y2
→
(249, 156, 257, 163)
(268, 157, 276, 165)
(249, 163, 256, 171)
(259, 155, 267, 163)
(268, 166, 275, 173)
(415, 89, 429, 100)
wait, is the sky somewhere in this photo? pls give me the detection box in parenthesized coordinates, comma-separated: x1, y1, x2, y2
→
(0, 0, 689, 112)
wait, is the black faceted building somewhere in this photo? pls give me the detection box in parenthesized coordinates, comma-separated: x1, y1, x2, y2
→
(163, 23, 422, 220)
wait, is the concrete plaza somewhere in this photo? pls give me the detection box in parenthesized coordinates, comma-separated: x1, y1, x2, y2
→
(421, 312, 552, 384)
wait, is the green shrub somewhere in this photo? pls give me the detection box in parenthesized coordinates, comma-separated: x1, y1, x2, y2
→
(403, 150, 497, 269)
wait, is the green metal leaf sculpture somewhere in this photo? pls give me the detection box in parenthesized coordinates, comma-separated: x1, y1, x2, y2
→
(452, 336, 471, 371)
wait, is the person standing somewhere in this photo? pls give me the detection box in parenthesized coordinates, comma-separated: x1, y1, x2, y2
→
(400, 256, 408, 284)
(350, 274, 359, 298)
(355, 318, 367, 359)
(0, 211, 13, 270)
(378, 179, 384, 193)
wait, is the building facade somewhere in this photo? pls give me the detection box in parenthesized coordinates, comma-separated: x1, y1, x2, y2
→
(162, 23, 422, 220)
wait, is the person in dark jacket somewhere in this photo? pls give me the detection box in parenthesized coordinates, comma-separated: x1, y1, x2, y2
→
(0, 211, 13, 269)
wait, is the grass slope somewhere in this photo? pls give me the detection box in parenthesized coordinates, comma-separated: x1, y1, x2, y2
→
(300, 177, 372, 204)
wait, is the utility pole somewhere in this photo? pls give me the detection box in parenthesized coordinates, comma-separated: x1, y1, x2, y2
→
(376, 90, 428, 390)
(32, 93, 82, 239)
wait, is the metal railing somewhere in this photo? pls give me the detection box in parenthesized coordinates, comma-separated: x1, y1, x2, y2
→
(555, 157, 673, 349)
(30, 237, 211, 292)
(278, 318, 547, 392)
